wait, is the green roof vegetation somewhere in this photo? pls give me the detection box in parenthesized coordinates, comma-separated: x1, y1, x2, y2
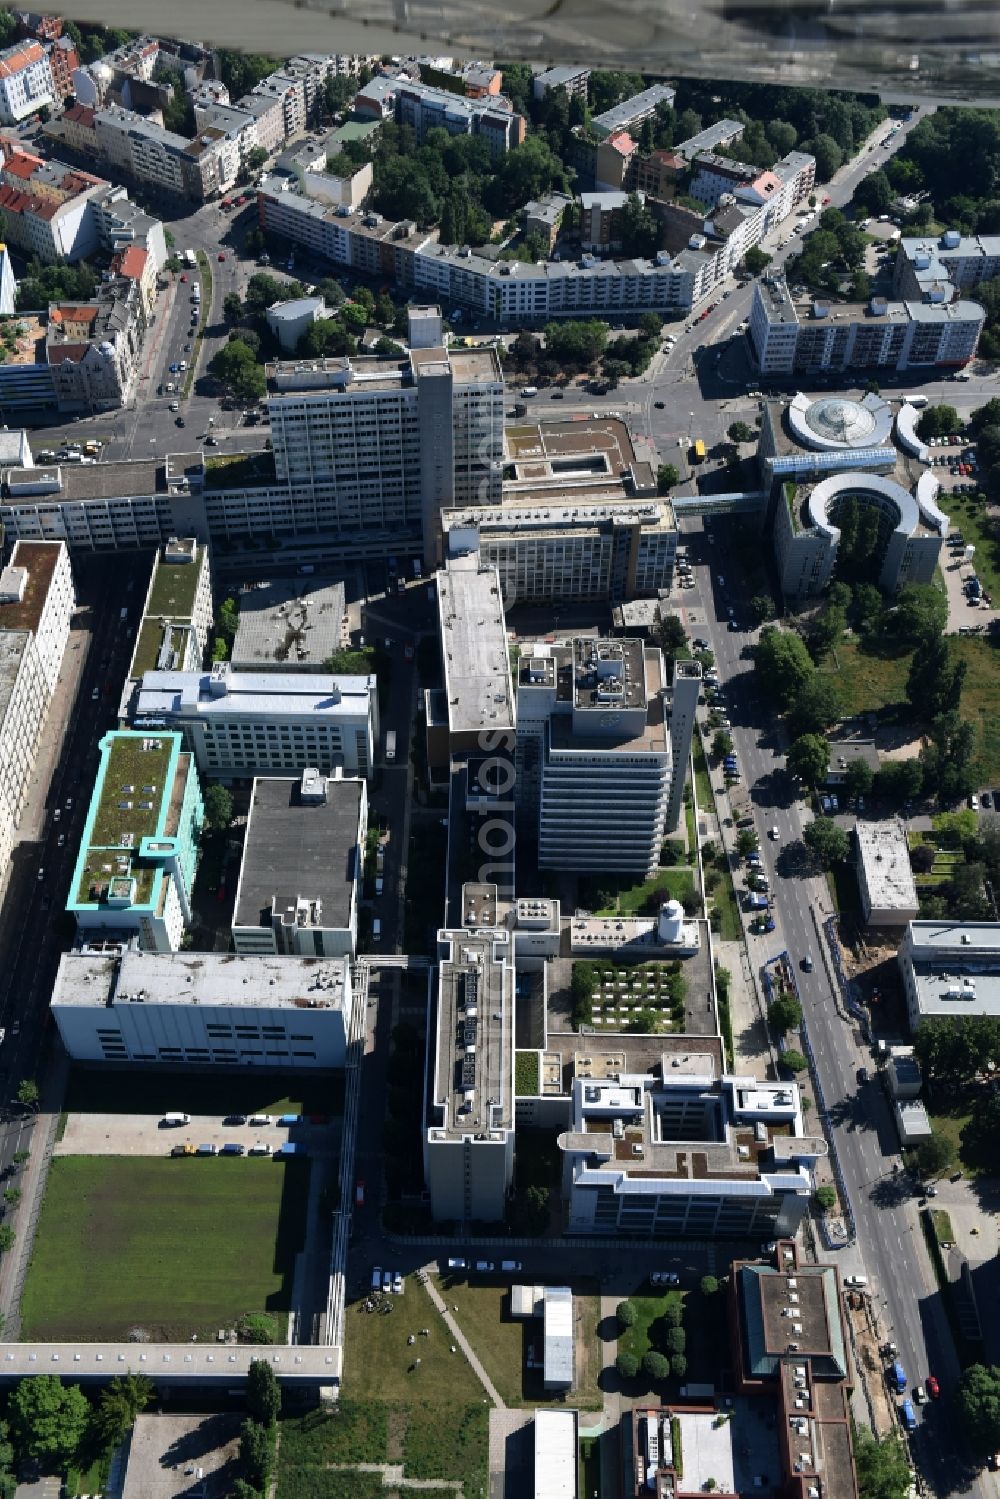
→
(204, 451, 276, 490)
(785, 481, 805, 535)
(145, 550, 204, 618)
(131, 618, 190, 679)
(74, 733, 177, 906)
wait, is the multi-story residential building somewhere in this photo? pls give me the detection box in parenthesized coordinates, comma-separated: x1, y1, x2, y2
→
(122, 537, 212, 708)
(0, 143, 108, 262)
(580, 190, 639, 251)
(90, 185, 167, 271)
(590, 82, 675, 139)
(894, 228, 1000, 301)
(898, 920, 1000, 1031)
(231, 768, 366, 959)
(0, 312, 57, 414)
(50, 946, 351, 1068)
(266, 306, 504, 568)
(354, 72, 525, 156)
(424, 920, 516, 1222)
(532, 63, 590, 102)
(634, 148, 686, 199)
(560, 1064, 820, 1238)
(856, 820, 919, 926)
(0, 39, 54, 123)
(109, 242, 156, 313)
(594, 130, 639, 192)
(46, 277, 146, 411)
(0, 538, 74, 694)
(0, 242, 14, 313)
(67, 728, 205, 952)
(234, 91, 285, 155)
(46, 32, 77, 101)
(0, 628, 48, 876)
(749, 274, 984, 375)
(515, 636, 673, 873)
(251, 70, 308, 140)
(133, 662, 379, 779)
(522, 191, 573, 250)
(688, 151, 757, 207)
(88, 105, 239, 202)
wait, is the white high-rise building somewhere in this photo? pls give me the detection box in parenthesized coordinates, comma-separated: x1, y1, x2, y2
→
(516, 636, 674, 875)
(267, 306, 504, 568)
(0, 40, 55, 123)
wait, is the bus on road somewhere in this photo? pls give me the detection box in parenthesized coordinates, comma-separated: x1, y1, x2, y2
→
(692, 439, 706, 463)
(385, 730, 396, 762)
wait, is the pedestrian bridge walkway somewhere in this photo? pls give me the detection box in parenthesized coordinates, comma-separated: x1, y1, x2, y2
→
(672, 490, 766, 517)
(0, 1342, 342, 1387)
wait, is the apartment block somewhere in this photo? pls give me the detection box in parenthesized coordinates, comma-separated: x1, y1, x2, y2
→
(68, 729, 205, 952)
(50, 946, 350, 1068)
(355, 71, 526, 156)
(0, 39, 54, 123)
(516, 636, 673, 874)
(560, 1065, 820, 1238)
(46, 32, 77, 100)
(580, 190, 637, 251)
(436, 552, 515, 757)
(533, 64, 590, 101)
(750, 274, 984, 375)
(590, 82, 675, 139)
(894, 228, 1000, 301)
(90, 187, 168, 271)
(133, 661, 378, 779)
(231, 768, 366, 960)
(0, 143, 108, 262)
(266, 306, 504, 568)
(523, 191, 573, 250)
(0, 242, 14, 314)
(424, 921, 516, 1222)
(0, 628, 48, 875)
(46, 276, 146, 412)
(0, 538, 74, 693)
(855, 820, 919, 926)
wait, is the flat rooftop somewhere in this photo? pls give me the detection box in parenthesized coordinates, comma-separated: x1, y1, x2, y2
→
(231, 578, 346, 670)
(234, 773, 362, 935)
(70, 730, 189, 909)
(0, 540, 61, 633)
(437, 555, 514, 739)
(145, 544, 206, 619)
(738, 1261, 847, 1379)
(6, 457, 162, 502)
(121, 1412, 241, 1499)
(856, 820, 918, 913)
(0, 628, 30, 724)
(572, 637, 646, 711)
(52, 947, 348, 1012)
(442, 496, 673, 537)
(432, 928, 513, 1139)
(135, 667, 374, 723)
(905, 920, 1000, 1020)
(0, 313, 46, 366)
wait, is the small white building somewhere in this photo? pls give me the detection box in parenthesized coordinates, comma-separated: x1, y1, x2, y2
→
(50, 946, 350, 1067)
(898, 920, 1000, 1030)
(265, 296, 326, 354)
(533, 1408, 578, 1499)
(543, 1286, 574, 1390)
(856, 820, 919, 926)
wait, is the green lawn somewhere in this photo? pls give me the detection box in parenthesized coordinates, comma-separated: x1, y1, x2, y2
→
(819, 639, 909, 716)
(712, 863, 742, 942)
(344, 1274, 476, 1405)
(619, 1290, 683, 1364)
(927, 1106, 982, 1178)
(595, 868, 695, 916)
(945, 491, 1000, 603)
(692, 737, 713, 814)
(21, 1156, 308, 1340)
(62, 1069, 343, 1118)
(277, 1397, 488, 1499)
(442, 1277, 602, 1409)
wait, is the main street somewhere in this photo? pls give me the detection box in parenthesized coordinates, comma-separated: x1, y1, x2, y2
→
(678, 518, 987, 1498)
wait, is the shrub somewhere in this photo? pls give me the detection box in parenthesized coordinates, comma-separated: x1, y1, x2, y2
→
(643, 1351, 671, 1380)
(616, 1351, 640, 1378)
(616, 1300, 637, 1330)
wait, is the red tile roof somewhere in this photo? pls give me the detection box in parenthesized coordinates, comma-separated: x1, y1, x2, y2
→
(116, 245, 148, 279)
(0, 40, 45, 79)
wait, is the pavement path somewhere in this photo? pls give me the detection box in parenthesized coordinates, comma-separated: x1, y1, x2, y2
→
(420, 1263, 506, 1409)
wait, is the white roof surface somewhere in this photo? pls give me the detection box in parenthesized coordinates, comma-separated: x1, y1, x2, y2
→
(534, 1409, 577, 1499)
(543, 1286, 574, 1387)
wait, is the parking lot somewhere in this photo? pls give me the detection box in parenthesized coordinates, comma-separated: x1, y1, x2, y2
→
(55, 1110, 339, 1158)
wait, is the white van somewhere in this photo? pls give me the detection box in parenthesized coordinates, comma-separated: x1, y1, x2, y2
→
(163, 1111, 190, 1126)
(845, 1274, 868, 1289)
(372, 918, 381, 941)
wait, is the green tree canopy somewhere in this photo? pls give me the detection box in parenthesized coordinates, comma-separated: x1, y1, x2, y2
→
(643, 1351, 671, 1380)
(657, 464, 680, 494)
(742, 245, 772, 275)
(914, 1133, 954, 1178)
(853, 1426, 912, 1499)
(616, 1351, 640, 1378)
(754, 626, 815, 709)
(247, 1358, 282, 1425)
(769, 993, 803, 1034)
(814, 1184, 837, 1211)
(787, 733, 830, 786)
(958, 1364, 1000, 1457)
(616, 1299, 638, 1329)
(10, 1376, 90, 1464)
(916, 403, 962, 440)
(700, 1275, 719, 1296)
(844, 759, 875, 800)
(727, 421, 756, 443)
(203, 783, 234, 832)
(787, 676, 842, 738)
(804, 816, 850, 867)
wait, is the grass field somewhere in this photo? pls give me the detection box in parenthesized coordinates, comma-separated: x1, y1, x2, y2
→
(344, 1275, 475, 1404)
(595, 868, 695, 916)
(442, 1277, 602, 1409)
(618, 1290, 682, 1365)
(62, 1069, 343, 1119)
(21, 1156, 308, 1341)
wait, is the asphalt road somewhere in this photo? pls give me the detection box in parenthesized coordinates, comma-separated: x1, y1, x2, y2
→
(678, 515, 987, 1498)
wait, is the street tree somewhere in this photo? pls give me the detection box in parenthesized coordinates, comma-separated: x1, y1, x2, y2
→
(643, 1351, 671, 1380)
(9, 1376, 90, 1464)
(804, 816, 850, 868)
(844, 759, 875, 801)
(736, 830, 758, 858)
(782, 1049, 808, 1072)
(754, 627, 815, 709)
(750, 593, 775, 624)
(958, 1365, 1000, 1457)
(712, 730, 734, 760)
(742, 245, 771, 275)
(657, 464, 680, 494)
(853, 1427, 912, 1499)
(813, 1185, 837, 1211)
(223, 292, 243, 322)
(700, 1275, 719, 1296)
(727, 421, 756, 444)
(769, 994, 803, 1034)
(203, 784, 234, 832)
(16, 1079, 38, 1110)
(787, 733, 830, 787)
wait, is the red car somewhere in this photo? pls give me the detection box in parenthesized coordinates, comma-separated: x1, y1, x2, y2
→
(218, 252, 226, 262)
(926, 1375, 940, 1400)
(355, 1179, 365, 1206)
(180, 274, 188, 282)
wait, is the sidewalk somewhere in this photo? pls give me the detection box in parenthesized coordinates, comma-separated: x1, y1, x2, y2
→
(420, 1263, 505, 1408)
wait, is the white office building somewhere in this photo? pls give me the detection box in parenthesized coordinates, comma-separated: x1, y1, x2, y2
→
(0, 628, 49, 878)
(133, 662, 378, 780)
(899, 921, 1000, 1031)
(267, 306, 504, 568)
(123, 537, 212, 705)
(231, 768, 366, 960)
(424, 921, 515, 1223)
(560, 1067, 821, 1239)
(516, 637, 674, 873)
(50, 946, 350, 1068)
